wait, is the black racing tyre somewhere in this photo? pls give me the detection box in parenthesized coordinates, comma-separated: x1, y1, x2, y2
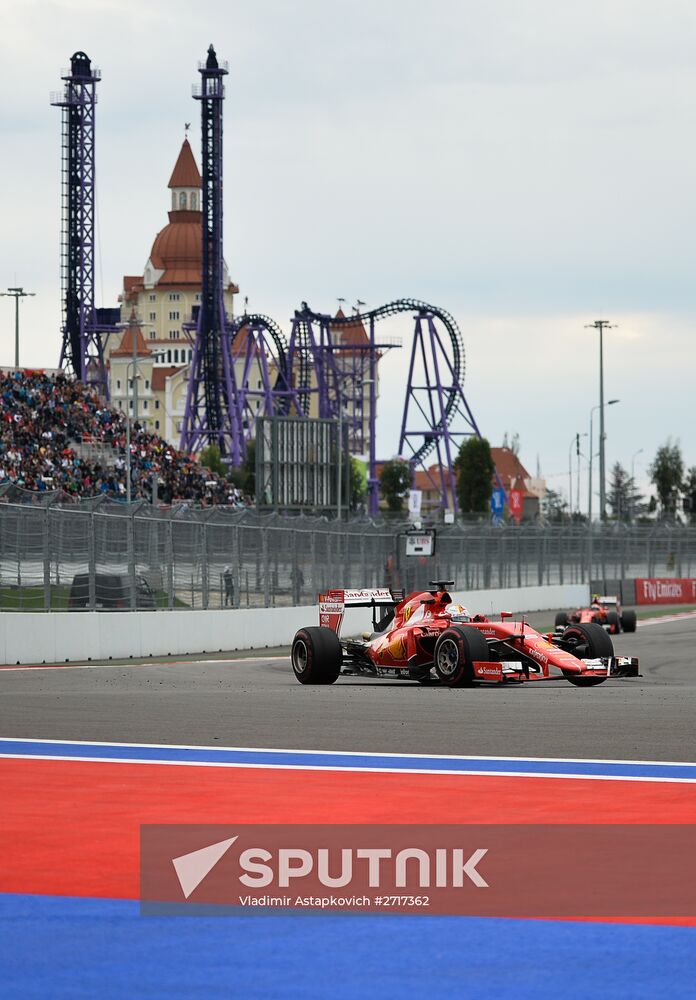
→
(434, 626, 490, 688)
(291, 627, 342, 685)
(606, 611, 621, 634)
(554, 612, 569, 628)
(560, 622, 614, 687)
(621, 610, 637, 633)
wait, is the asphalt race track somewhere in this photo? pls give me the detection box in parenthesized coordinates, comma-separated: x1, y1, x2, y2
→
(3, 612, 696, 1000)
(1, 614, 695, 761)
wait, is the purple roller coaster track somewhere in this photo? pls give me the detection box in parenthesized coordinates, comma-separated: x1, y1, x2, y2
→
(215, 298, 484, 514)
(284, 300, 483, 514)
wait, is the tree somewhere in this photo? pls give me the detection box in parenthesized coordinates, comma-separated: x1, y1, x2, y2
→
(541, 487, 568, 524)
(683, 467, 696, 525)
(229, 440, 256, 496)
(379, 459, 411, 513)
(649, 440, 684, 519)
(199, 444, 225, 478)
(349, 456, 367, 511)
(455, 437, 495, 514)
(242, 439, 255, 496)
(606, 462, 643, 521)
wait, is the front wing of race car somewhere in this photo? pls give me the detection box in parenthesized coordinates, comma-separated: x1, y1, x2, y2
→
(470, 656, 640, 683)
(581, 656, 640, 678)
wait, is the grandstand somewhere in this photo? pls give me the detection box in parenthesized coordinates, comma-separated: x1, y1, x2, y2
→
(0, 370, 251, 506)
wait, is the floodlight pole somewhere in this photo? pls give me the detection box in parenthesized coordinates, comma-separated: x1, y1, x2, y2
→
(132, 315, 138, 423)
(569, 432, 587, 518)
(1, 287, 35, 368)
(337, 403, 343, 521)
(125, 358, 144, 504)
(585, 320, 617, 519)
(576, 433, 586, 515)
(125, 361, 136, 504)
(588, 399, 619, 521)
(126, 389, 131, 504)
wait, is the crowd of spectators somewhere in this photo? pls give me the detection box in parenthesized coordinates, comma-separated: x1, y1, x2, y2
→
(0, 370, 252, 506)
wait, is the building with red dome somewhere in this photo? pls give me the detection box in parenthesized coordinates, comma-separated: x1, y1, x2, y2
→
(107, 139, 237, 439)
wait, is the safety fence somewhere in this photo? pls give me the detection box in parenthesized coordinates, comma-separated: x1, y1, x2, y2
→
(0, 500, 695, 611)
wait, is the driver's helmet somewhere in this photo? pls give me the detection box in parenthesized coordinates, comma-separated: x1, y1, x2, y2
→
(445, 603, 471, 623)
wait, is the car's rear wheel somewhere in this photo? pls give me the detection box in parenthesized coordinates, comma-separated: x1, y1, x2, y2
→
(434, 626, 490, 687)
(554, 612, 569, 628)
(621, 610, 637, 633)
(291, 627, 342, 685)
(560, 622, 614, 686)
(606, 611, 620, 634)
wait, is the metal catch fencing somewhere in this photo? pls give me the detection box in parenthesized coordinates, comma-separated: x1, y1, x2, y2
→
(0, 500, 695, 611)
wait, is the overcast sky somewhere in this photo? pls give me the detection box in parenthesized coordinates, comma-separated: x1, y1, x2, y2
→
(2, 0, 695, 504)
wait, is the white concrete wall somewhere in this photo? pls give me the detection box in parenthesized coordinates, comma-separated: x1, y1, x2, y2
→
(0, 583, 589, 665)
(449, 584, 589, 617)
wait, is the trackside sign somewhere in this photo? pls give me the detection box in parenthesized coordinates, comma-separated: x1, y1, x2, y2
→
(635, 578, 696, 605)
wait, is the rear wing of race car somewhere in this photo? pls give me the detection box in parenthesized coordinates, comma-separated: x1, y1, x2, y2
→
(319, 588, 402, 636)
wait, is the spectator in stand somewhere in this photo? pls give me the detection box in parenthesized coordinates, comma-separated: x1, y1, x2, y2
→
(0, 370, 254, 507)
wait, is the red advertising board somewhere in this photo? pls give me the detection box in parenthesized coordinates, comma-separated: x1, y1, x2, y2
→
(508, 490, 524, 523)
(634, 578, 696, 605)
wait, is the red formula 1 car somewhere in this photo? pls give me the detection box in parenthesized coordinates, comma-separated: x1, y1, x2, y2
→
(555, 595, 637, 635)
(290, 582, 639, 688)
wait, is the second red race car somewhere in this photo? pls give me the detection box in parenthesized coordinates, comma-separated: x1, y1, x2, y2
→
(554, 594, 637, 635)
(290, 581, 639, 688)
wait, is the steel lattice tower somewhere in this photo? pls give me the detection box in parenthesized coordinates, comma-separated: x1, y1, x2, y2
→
(51, 52, 107, 393)
(180, 45, 241, 461)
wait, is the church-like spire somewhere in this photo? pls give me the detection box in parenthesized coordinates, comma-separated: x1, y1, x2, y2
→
(168, 138, 201, 188)
(168, 138, 201, 213)
(112, 309, 151, 357)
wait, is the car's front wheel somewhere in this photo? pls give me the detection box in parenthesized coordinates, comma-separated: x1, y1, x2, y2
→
(434, 626, 490, 687)
(291, 627, 342, 685)
(560, 622, 614, 687)
(606, 611, 621, 634)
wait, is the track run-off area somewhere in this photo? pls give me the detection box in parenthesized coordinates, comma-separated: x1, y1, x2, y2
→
(2, 610, 696, 998)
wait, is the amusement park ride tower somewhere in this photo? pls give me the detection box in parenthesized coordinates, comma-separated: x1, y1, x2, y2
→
(180, 46, 241, 461)
(51, 52, 114, 394)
